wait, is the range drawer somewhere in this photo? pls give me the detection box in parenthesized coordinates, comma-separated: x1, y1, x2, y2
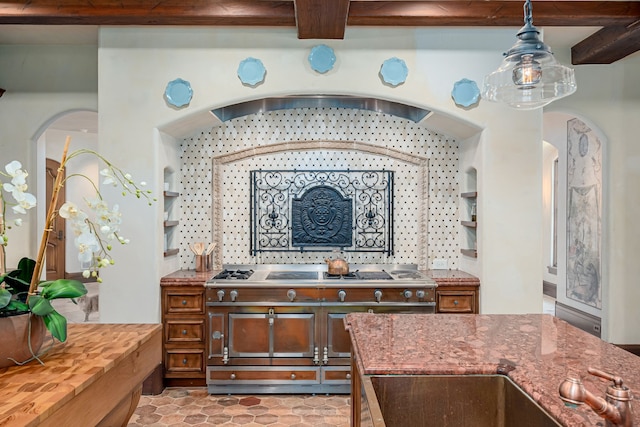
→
(165, 319, 205, 343)
(164, 289, 204, 314)
(322, 366, 352, 384)
(208, 366, 320, 385)
(165, 349, 205, 374)
(437, 290, 476, 313)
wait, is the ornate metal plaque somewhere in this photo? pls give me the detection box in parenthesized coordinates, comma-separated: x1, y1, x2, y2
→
(291, 186, 352, 247)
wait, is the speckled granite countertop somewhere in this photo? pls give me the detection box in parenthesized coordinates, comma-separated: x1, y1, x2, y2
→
(345, 313, 640, 426)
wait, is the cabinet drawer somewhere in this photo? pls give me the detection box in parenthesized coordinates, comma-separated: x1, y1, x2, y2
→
(165, 319, 205, 343)
(165, 349, 205, 374)
(164, 290, 204, 314)
(208, 366, 320, 385)
(437, 291, 476, 313)
(322, 366, 352, 384)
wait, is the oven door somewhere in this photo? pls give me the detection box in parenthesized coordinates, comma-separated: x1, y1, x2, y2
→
(228, 306, 316, 358)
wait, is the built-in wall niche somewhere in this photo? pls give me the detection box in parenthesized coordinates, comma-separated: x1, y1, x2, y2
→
(461, 168, 477, 258)
(163, 167, 180, 257)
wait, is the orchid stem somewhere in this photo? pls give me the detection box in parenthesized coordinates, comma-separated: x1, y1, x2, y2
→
(27, 136, 71, 301)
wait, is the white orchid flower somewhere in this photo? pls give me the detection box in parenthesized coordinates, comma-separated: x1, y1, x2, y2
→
(75, 231, 100, 263)
(59, 201, 87, 221)
(100, 168, 118, 186)
(11, 191, 36, 214)
(14, 218, 22, 227)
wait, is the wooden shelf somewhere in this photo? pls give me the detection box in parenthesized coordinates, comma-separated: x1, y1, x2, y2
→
(461, 221, 477, 228)
(460, 191, 477, 199)
(164, 220, 179, 227)
(164, 248, 179, 257)
(460, 248, 477, 258)
(164, 191, 180, 198)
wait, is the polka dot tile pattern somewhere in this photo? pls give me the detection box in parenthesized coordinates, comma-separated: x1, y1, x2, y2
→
(179, 107, 459, 269)
(128, 388, 350, 427)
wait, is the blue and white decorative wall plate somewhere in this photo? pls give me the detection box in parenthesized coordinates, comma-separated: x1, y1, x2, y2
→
(237, 57, 266, 86)
(164, 78, 193, 108)
(380, 57, 408, 86)
(308, 44, 336, 74)
(451, 78, 481, 107)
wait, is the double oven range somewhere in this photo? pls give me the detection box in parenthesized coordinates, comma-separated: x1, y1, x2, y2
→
(205, 264, 436, 394)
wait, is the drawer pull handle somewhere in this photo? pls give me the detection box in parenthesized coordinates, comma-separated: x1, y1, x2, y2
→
(182, 358, 187, 364)
(290, 373, 296, 380)
(454, 300, 459, 305)
(182, 299, 187, 305)
(346, 373, 352, 380)
(182, 329, 187, 335)
(230, 373, 236, 380)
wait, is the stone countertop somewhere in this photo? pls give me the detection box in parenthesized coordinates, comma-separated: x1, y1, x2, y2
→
(161, 269, 213, 286)
(345, 313, 640, 427)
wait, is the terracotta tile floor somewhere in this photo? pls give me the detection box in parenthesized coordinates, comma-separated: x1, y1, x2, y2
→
(128, 388, 351, 427)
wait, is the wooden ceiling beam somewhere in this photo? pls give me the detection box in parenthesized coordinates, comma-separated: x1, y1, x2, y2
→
(347, 2, 640, 27)
(294, 0, 350, 39)
(0, 1, 296, 26)
(1, 1, 639, 63)
(571, 22, 640, 64)
(1, 1, 638, 28)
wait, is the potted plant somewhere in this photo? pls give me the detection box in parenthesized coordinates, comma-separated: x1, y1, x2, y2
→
(0, 137, 154, 367)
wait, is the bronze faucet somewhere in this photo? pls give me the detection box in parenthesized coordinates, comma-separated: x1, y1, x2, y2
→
(559, 367, 633, 426)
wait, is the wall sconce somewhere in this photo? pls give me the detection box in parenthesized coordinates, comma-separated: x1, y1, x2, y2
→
(482, 0, 577, 110)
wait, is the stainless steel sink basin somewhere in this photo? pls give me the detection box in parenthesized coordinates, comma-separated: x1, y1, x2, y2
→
(361, 375, 561, 427)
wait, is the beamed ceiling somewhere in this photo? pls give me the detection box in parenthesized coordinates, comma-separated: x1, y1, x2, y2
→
(1, 1, 639, 64)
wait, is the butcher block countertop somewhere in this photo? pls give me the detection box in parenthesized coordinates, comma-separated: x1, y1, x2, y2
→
(0, 323, 161, 427)
(345, 313, 640, 426)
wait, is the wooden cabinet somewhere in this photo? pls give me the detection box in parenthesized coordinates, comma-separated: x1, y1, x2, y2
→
(435, 285, 478, 313)
(162, 285, 206, 386)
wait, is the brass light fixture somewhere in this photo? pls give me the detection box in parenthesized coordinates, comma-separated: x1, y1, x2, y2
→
(482, 0, 577, 110)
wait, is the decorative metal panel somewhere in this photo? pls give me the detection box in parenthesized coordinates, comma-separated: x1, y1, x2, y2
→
(250, 170, 394, 255)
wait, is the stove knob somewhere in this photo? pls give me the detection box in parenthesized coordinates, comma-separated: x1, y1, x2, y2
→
(403, 289, 413, 299)
(230, 290, 238, 302)
(374, 289, 383, 303)
(217, 290, 225, 302)
(338, 290, 347, 302)
(416, 290, 426, 299)
(287, 289, 297, 302)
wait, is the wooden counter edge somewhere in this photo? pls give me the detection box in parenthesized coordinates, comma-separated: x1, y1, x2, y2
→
(39, 325, 162, 427)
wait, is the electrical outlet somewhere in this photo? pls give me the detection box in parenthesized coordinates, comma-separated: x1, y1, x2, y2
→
(432, 258, 448, 269)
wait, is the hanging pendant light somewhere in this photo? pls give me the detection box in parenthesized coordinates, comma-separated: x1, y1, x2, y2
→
(482, 0, 577, 110)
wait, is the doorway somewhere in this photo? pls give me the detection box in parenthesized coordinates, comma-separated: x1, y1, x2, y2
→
(45, 158, 65, 280)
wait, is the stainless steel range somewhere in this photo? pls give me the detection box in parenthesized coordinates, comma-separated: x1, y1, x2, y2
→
(205, 264, 436, 394)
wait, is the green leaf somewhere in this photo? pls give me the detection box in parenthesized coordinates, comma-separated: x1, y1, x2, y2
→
(40, 279, 87, 300)
(42, 310, 68, 342)
(28, 295, 55, 316)
(6, 300, 29, 312)
(0, 287, 10, 309)
(15, 257, 36, 282)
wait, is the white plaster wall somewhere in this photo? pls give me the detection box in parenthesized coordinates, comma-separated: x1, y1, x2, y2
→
(0, 44, 97, 268)
(95, 27, 543, 323)
(545, 52, 640, 343)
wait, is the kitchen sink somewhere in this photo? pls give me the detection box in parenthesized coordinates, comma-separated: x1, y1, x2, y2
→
(362, 374, 561, 427)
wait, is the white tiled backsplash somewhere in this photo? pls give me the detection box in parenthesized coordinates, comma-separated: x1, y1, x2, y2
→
(179, 107, 459, 269)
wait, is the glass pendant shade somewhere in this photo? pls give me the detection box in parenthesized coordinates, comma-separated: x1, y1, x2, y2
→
(482, 0, 577, 110)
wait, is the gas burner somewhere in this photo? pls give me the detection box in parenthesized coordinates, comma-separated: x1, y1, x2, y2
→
(212, 269, 254, 280)
(323, 272, 358, 280)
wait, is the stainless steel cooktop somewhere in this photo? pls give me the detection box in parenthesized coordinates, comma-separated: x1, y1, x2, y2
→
(207, 264, 435, 286)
